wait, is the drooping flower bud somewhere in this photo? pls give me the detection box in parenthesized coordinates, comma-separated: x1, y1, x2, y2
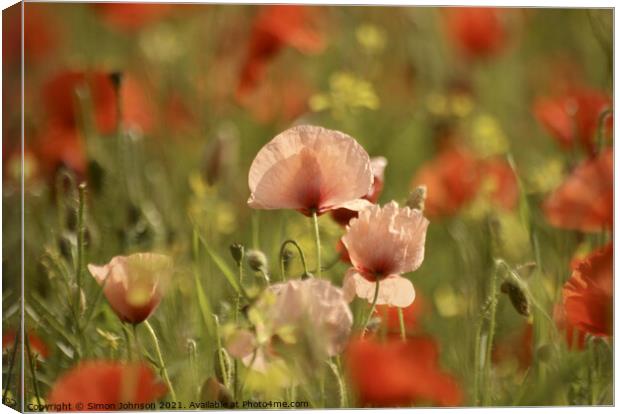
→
(229, 243, 245, 266)
(500, 280, 530, 317)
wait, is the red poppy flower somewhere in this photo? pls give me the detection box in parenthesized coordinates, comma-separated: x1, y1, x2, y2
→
(2, 330, 49, 360)
(411, 146, 481, 217)
(42, 71, 117, 135)
(563, 243, 613, 338)
(492, 323, 533, 371)
(3, 4, 58, 67)
(93, 4, 172, 32)
(481, 158, 519, 210)
(345, 336, 462, 407)
(236, 5, 325, 99)
(443, 8, 507, 59)
(34, 124, 86, 177)
(543, 148, 613, 232)
(533, 88, 612, 153)
(554, 304, 586, 351)
(47, 361, 167, 410)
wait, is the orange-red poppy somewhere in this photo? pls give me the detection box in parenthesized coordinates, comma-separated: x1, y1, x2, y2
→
(3, 4, 58, 67)
(563, 243, 613, 338)
(42, 71, 118, 135)
(443, 8, 507, 60)
(34, 124, 86, 177)
(543, 148, 613, 232)
(236, 5, 325, 99)
(345, 335, 462, 407)
(93, 4, 172, 32)
(554, 303, 586, 351)
(533, 87, 612, 154)
(47, 361, 167, 410)
(411, 146, 481, 217)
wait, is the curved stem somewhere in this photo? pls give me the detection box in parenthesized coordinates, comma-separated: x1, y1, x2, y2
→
(362, 280, 380, 336)
(75, 183, 86, 330)
(144, 320, 178, 401)
(311, 212, 322, 278)
(279, 239, 309, 280)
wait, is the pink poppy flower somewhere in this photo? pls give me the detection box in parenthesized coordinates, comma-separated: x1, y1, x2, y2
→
(87, 253, 172, 324)
(331, 157, 387, 226)
(341, 202, 429, 308)
(247, 125, 374, 216)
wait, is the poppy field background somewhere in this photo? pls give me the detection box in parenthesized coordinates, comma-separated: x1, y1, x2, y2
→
(2, 2, 614, 410)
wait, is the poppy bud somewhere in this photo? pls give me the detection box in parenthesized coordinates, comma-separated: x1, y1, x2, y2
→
(229, 243, 245, 266)
(407, 185, 427, 212)
(500, 280, 530, 317)
(200, 377, 233, 406)
(246, 249, 268, 273)
(281, 249, 294, 272)
(71, 285, 87, 317)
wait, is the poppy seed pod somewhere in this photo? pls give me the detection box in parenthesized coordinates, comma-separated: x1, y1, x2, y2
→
(229, 243, 245, 266)
(500, 280, 530, 317)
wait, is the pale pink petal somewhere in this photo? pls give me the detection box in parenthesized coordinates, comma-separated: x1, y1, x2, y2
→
(370, 156, 388, 180)
(87, 263, 109, 285)
(247, 125, 373, 213)
(342, 201, 429, 276)
(226, 329, 256, 359)
(343, 269, 416, 308)
(332, 198, 373, 212)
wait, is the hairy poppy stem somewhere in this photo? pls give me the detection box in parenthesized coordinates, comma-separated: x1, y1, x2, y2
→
(362, 280, 381, 336)
(482, 261, 501, 406)
(144, 320, 178, 402)
(279, 239, 309, 280)
(75, 183, 87, 328)
(311, 212, 322, 278)
(397, 308, 406, 341)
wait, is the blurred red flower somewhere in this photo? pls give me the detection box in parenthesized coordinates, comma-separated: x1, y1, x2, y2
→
(3, 4, 58, 66)
(492, 322, 533, 371)
(47, 361, 167, 410)
(543, 148, 612, 232)
(480, 158, 519, 210)
(554, 304, 586, 350)
(2, 330, 49, 360)
(236, 5, 325, 99)
(345, 335, 462, 407)
(443, 8, 507, 60)
(563, 243, 612, 338)
(93, 4, 172, 32)
(41, 70, 157, 138)
(533, 88, 612, 154)
(411, 146, 481, 217)
(42, 71, 118, 135)
(34, 124, 86, 177)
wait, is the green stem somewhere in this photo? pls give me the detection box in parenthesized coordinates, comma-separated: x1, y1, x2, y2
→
(473, 318, 483, 405)
(397, 308, 406, 341)
(144, 320, 178, 401)
(75, 183, 87, 328)
(2, 325, 19, 402)
(122, 323, 134, 361)
(482, 262, 501, 406)
(24, 334, 42, 406)
(311, 212, 322, 278)
(362, 280, 380, 336)
(233, 254, 244, 400)
(279, 239, 309, 280)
